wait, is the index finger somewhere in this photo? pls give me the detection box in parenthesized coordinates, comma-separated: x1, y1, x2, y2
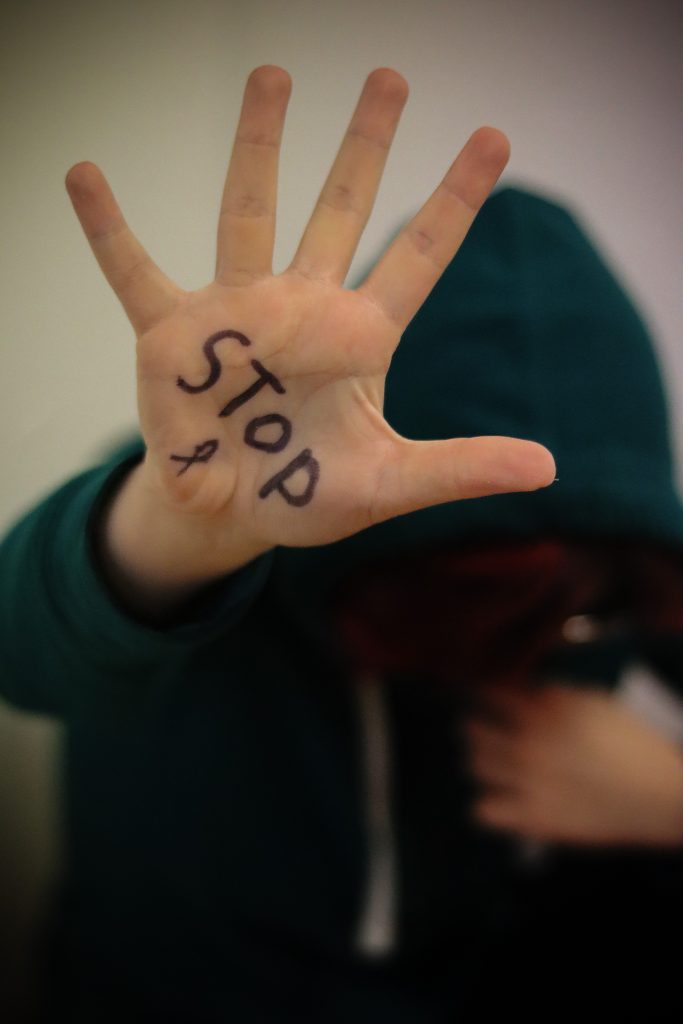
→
(357, 127, 509, 331)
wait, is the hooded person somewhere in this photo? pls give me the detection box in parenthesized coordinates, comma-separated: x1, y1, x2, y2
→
(1, 186, 683, 1021)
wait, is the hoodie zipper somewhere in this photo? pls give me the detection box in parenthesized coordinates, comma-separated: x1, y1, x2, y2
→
(353, 672, 397, 957)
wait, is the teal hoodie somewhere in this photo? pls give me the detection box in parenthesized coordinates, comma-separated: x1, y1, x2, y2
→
(1, 187, 682, 1021)
(276, 186, 683, 601)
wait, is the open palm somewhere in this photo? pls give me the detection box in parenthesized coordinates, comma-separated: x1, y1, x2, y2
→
(65, 66, 554, 553)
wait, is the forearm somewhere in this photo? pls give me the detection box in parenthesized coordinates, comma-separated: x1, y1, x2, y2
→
(95, 457, 270, 624)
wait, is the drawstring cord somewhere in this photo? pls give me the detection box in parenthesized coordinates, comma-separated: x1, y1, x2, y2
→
(354, 673, 398, 957)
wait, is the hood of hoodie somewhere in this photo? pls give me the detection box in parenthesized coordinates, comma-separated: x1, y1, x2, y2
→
(272, 185, 683, 615)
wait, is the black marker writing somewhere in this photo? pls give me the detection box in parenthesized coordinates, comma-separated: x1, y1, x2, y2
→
(259, 448, 320, 507)
(219, 360, 285, 418)
(244, 414, 292, 453)
(176, 329, 251, 394)
(169, 439, 219, 476)
(174, 330, 320, 509)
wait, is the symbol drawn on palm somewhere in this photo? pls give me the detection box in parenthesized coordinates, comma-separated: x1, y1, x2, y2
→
(172, 327, 320, 506)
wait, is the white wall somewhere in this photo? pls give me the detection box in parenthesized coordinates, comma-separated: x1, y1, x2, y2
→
(0, 0, 681, 1007)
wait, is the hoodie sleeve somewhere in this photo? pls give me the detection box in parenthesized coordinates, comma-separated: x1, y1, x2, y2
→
(0, 442, 272, 717)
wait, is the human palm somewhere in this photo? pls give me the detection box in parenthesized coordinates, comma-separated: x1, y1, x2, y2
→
(66, 66, 554, 553)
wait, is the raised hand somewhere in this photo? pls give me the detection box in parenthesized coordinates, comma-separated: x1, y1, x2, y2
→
(66, 66, 554, 581)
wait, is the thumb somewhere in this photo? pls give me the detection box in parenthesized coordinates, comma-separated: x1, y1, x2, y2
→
(374, 435, 556, 522)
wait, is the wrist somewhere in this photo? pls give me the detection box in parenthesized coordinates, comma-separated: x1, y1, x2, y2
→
(95, 456, 270, 620)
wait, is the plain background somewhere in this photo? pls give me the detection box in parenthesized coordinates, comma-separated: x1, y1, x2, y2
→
(1, 0, 681, 1009)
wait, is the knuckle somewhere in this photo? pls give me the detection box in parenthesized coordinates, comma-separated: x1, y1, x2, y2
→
(236, 130, 279, 149)
(319, 182, 364, 217)
(406, 226, 448, 270)
(346, 125, 391, 151)
(111, 254, 151, 292)
(440, 176, 477, 214)
(224, 192, 272, 219)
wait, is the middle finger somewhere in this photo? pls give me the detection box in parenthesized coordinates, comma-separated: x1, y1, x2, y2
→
(215, 65, 292, 285)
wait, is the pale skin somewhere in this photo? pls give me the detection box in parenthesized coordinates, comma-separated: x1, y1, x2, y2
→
(65, 65, 555, 620)
(466, 682, 683, 848)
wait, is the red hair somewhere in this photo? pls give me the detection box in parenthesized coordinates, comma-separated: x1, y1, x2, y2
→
(331, 539, 683, 688)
